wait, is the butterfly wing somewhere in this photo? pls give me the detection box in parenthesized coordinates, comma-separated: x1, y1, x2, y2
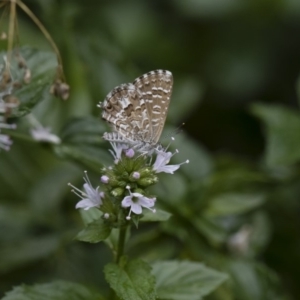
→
(101, 83, 150, 142)
(133, 70, 173, 144)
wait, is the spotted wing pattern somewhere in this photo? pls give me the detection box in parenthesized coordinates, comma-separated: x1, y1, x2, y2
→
(100, 70, 173, 150)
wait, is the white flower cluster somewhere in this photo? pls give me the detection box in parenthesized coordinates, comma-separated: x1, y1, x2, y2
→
(70, 141, 189, 221)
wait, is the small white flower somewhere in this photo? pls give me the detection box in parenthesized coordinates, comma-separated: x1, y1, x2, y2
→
(30, 126, 61, 144)
(109, 142, 128, 163)
(122, 187, 156, 220)
(153, 149, 189, 174)
(27, 114, 60, 144)
(0, 132, 13, 150)
(227, 225, 252, 255)
(69, 171, 104, 210)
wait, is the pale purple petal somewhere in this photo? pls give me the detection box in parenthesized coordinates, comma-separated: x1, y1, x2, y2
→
(30, 127, 61, 144)
(153, 151, 172, 170)
(138, 196, 155, 208)
(76, 199, 98, 210)
(153, 150, 183, 174)
(154, 165, 180, 174)
(109, 142, 128, 160)
(131, 192, 143, 198)
(122, 196, 133, 207)
(70, 171, 103, 210)
(131, 203, 143, 214)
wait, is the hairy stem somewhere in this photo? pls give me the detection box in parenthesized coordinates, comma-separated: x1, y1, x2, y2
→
(116, 226, 127, 264)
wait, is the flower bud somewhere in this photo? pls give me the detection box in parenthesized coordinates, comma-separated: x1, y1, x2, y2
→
(129, 171, 140, 182)
(139, 167, 153, 177)
(137, 176, 158, 187)
(101, 175, 109, 184)
(111, 187, 125, 197)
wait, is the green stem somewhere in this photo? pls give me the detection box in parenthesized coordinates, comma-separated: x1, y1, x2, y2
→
(3, 130, 36, 142)
(7, 0, 16, 69)
(116, 226, 127, 264)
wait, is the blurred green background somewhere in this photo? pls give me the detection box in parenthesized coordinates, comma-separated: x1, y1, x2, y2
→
(2, 0, 300, 299)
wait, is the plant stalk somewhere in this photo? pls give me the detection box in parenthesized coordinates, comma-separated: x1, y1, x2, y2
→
(7, 0, 16, 69)
(116, 225, 127, 264)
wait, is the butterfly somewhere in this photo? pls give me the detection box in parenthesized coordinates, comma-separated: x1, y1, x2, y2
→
(99, 70, 173, 153)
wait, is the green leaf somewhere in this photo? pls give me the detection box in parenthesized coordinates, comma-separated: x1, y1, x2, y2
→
(251, 103, 300, 166)
(152, 260, 228, 300)
(2, 280, 104, 300)
(193, 217, 228, 247)
(76, 218, 111, 243)
(140, 209, 172, 222)
(226, 260, 286, 300)
(0, 235, 60, 275)
(0, 47, 57, 118)
(54, 144, 109, 171)
(104, 258, 156, 300)
(60, 117, 106, 145)
(55, 117, 112, 170)
(79, 208, 103, 226)
(203, 193, 265, 217)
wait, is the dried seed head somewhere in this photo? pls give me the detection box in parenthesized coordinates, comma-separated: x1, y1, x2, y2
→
(50, 80, 70, 100)
(0, 32, 7, 40)
(0, 70, 11, 90)
(13, 81, 22, 89)
(17, 55, 27, 69)
(23, 68, 31, 84)
(2, 95, 19, 117)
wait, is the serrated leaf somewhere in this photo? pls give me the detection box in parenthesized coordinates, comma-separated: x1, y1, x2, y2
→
(104, 258, 156, 300)
(251, 103, 300, 166)
(76, 218, 111, 243)
(0, 47, 57, 118)
(152, 260, 228, 300)
(203, 193, 264, 217)
(140, 209, 172, 222)
(2, 280, 104, 300)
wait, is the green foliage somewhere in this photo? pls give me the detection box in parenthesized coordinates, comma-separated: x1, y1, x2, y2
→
(2, 281, 104, 300)
(152, 260, 228, 300)
(55, 117, 111, 170)
(251, 103, 300, 166)
(203, 193, 265, 217)
(0, 48, 57, 118)
(104, 258, 156, 300)
(1, 0, 300, 299)
(76, 218, 111, 243)
(140, 209, 172, 222)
